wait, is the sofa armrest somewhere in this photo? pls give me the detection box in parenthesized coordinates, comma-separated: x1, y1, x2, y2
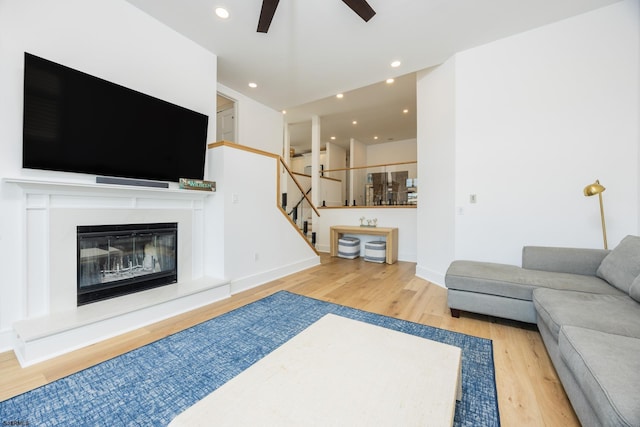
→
(522, 246, 610, 276)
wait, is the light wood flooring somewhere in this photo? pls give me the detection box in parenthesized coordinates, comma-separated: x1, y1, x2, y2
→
(0, 254, 579, 426)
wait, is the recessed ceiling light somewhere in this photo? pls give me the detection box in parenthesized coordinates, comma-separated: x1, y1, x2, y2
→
(352, 120, 357, 125)
(215, 7, 229, 19)
(330, 136, 336, 140)
(248, 82, 257, 88)
(391, 60, 401, 68)
(386, 78, 394, 84)
(403, 109, 409, 114)
(374, 136, 378, 140)
(336, 93, 344, 99)
(282, 110, 287, 114)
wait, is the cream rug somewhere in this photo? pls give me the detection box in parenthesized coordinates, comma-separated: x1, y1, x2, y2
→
(170, 313, 462, 426)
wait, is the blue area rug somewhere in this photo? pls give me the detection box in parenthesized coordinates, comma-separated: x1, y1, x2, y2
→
(1, 291, 500, 426)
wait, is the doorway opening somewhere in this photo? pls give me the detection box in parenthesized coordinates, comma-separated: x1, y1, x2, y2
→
(216, 93, 237, 143)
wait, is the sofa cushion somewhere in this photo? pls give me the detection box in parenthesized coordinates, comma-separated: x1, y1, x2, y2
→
(629, 274, 640, 303)
(522, 246, 609, 276)
(446, 260, 622, 302)
(559, 326, 640, 427)
(596, 235, 640, 294)
(533, 288, 640, 341)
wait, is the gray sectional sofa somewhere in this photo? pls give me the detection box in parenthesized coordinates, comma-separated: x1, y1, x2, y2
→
(445, 235, 640, 427)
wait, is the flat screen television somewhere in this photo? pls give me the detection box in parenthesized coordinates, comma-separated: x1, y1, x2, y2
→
(22, 53, 209, 183)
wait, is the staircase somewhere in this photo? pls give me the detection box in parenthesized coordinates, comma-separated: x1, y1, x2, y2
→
(284, 187, 316, 245)
(278, 158, 320, 253)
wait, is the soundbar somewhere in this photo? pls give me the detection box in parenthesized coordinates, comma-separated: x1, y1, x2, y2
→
(96, 176, 169, 188)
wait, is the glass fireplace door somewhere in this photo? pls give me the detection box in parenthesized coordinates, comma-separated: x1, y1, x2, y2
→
(77, 223, 177, 305)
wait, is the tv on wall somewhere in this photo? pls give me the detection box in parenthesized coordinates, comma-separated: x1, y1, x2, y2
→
(22, 53, 209, 183)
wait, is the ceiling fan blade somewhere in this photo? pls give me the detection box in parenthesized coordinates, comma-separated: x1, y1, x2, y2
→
(342, 0, 376, 22)
(257, 0, 280, 33)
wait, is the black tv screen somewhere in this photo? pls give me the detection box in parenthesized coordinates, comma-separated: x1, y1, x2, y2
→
(22, 53, 209, 183)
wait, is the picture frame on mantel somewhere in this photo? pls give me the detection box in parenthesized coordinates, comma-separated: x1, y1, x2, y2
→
(179, 178, 216, 192)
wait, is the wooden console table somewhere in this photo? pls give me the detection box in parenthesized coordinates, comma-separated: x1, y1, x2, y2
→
(330, 225, 398, 264)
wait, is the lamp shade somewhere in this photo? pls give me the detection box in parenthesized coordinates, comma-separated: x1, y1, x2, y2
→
(583, 179, 608, 249)
(584, 180, 605, 197)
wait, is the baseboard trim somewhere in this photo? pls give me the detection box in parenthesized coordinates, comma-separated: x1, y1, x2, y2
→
(230, 256, 321, 294)
(0, 328, 13, 354)
(415, 265, 446, 288)
(316, 244, 330, 254)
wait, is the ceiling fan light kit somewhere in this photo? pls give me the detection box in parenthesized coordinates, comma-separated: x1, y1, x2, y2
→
(257, 0, 376, 33)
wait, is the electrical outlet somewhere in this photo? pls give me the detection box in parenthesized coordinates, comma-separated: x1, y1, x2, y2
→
(232, 193, 239, 203)
(470, 194, 477, 204)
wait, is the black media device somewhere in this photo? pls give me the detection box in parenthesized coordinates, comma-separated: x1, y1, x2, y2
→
(22, 53, 209, 183)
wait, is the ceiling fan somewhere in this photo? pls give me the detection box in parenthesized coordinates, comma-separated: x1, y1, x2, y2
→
(257, 0, 376, 33)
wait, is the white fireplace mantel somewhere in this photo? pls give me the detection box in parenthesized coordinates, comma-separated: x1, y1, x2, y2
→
(3, 177, 215, 200)
(5, 176, 228, 367)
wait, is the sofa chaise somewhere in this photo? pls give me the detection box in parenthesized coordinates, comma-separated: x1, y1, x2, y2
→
(445, 235, 640, 427)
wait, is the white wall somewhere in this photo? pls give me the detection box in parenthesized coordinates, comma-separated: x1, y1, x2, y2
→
(350, 138, 367, 206)
(367, 139, 418, 186)
(209, 145, 319, 292)
(204, 149, 226, 280)
(290, 152, 327, 175)
(325, 142, 347, 205)
(367, 139, 417, 164)
(416, 0, 639, 285)
(326, 143, 347, 173)
(217, 83, 284, 155)
(0, 0, 218, 350)
(415, 62, 457, 286)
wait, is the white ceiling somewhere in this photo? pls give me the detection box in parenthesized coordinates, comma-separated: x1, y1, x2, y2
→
(126, 0, 620, 150)
(286, 72, 417, 152)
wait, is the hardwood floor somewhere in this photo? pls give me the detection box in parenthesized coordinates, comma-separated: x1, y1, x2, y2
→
(0, 254, 579, 426)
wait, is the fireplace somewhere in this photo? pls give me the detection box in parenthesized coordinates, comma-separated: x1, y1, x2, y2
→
(77, 223, 178, 306)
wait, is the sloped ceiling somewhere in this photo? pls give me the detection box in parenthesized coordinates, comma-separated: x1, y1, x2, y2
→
(126, 0, 621, 149)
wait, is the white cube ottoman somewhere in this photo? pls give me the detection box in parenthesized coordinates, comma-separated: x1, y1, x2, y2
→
(338, 237, 361, 259)
(364, 240, 386, 263)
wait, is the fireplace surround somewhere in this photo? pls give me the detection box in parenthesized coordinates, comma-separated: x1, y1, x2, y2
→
(77, 223, 178, 305)
(5, 178, 233, 367)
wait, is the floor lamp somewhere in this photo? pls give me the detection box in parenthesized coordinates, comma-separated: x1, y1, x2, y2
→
(583, 179, 608, 250)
